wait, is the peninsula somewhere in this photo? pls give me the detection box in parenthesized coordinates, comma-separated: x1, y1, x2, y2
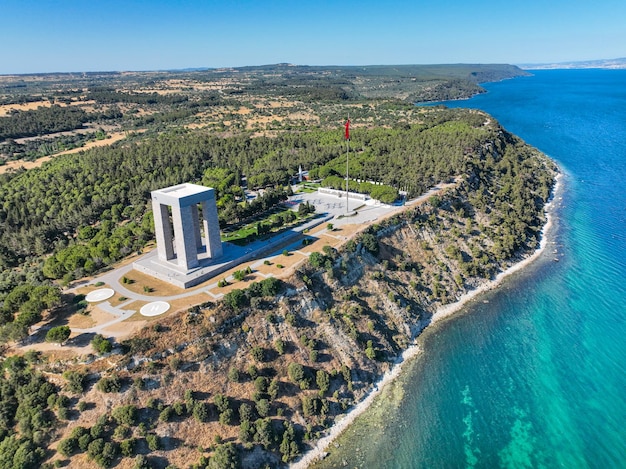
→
(0, 64, 556, 469)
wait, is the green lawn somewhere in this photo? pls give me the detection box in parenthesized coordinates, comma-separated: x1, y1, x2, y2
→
(221, 208, 316, 246)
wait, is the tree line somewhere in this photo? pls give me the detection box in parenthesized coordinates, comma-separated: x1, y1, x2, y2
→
(0, 105, 89, 140)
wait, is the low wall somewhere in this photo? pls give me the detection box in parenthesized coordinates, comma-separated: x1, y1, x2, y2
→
(318, 188, 368, 201)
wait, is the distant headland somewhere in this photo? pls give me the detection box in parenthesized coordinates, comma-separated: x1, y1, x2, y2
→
(519, 57, 626, 70)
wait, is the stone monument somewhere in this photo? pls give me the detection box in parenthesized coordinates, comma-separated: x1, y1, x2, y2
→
(151, 183, 223, 271)
(134, 182, 233, 288)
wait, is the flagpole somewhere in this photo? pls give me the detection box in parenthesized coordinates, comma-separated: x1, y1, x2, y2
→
(346, 117, 350, 214)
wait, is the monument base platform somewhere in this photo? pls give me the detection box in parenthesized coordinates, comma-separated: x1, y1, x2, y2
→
(133, 242, 247, 289)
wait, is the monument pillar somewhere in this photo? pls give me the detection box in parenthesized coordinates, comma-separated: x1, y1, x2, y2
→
(149, 183, 223, 273)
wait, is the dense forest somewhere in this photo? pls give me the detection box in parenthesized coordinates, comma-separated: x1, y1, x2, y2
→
(0, 105, 89, 140)
(0, 64, 556, 468)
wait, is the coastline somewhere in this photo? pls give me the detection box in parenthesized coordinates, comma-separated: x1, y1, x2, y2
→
(292, 171, 563, 469)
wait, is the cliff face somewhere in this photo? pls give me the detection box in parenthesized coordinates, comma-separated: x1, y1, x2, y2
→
(53, 126, 557, 468)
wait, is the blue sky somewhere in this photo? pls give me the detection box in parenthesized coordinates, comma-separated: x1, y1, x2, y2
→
(2, 0, 625, 74)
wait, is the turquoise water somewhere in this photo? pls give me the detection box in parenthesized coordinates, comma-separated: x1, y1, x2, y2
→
(316, 70, 626, 468)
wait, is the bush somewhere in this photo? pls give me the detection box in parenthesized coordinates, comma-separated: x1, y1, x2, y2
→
(223, 289, 246, 311)
(365, 340, 377, 360)
(120, 438, 136, 457)
(228, 367, 240, 382)
(287, 363, 305, 383)
(301, 395, 319, 417)
(45, 326, 71, 345)
(133, 455, 152, 469)
(208, 443, 239, 469)
(360, 233, 379, 255)
(112, 405, 138, 426)
(308, 251, 326, 268)
(268, 378, 280, 400)
(146, 434, 160, 451)
(63, 370, 87, 393)
(316, 370, 330, 394)
(87, 438, 104, 460)
(254, 376, 268, 393)
(239, 403, 253, 423)
(256, 399, 270, 418)
(91, 334, 113, 354)
(159, 406, 173, 422)
(250, 346, 265, 362)
(193, 401, 210, 423)
(96, 375, 122, 393)
(57, 437, 77, 457)
(219, 408, 234, 425)
(78, 433, 92, 451)
(214, 394, 230, 413)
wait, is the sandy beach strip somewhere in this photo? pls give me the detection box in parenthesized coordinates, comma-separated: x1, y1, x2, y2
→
(291, 172, 563, 468)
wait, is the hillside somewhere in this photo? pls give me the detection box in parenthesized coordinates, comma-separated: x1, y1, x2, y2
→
(0, 117, 556, 469)
(0, 66, 555, 469)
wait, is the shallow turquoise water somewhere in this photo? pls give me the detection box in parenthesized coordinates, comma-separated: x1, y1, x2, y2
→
(316, 70, 626, 468)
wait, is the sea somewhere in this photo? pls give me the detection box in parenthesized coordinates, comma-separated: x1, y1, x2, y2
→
(312, 69, 626, 468)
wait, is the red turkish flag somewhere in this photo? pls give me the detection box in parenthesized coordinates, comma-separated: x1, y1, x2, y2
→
(345, 119, 350, 140)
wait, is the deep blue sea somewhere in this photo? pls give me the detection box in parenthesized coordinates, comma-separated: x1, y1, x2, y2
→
(314, 70, 626, 468)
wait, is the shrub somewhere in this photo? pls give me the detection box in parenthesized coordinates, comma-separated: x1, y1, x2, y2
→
(309, 252, 326, 268)
(45, 326, 71, 345)
(239, 420, 253, 443)
(274, 338, 285, 355)
(287, 363, 305, 383)
(316, 370, 330, 394)
(159, 406, 173, 422)
(254, 376, 268, 393)
(193, 401, 210, 423)
(87, 438, 104, 460)
(112, 405, 138, 426)
(260, 277, 281, 296)
(120, 439, 136, 457)
(250, 346, 265, 362)
(268, 378, 280, 400)
(360, 233, 379, 255)
(301, 395, 319, 417)
(133, 455, 151, 469)
(365, 340, 377, 360)
(63, 370, 87, 393)
(214, 394, 230, 413)
(146, 434, 160, 451)
(57, 438, 77, 457)
(219, 408, 234, 425)
(207, 443, 239, 469)
(228, 367, 240, 382)
(91, 334, 112, 354)
(96, 375, 122, 393)
(247, 364, 258, 380)
(78, 433, 92, 451)
(113, 425, 131, 441)
(239, 403, 253, 423)
(256, 399, 270, 418)
(223, 289, 246, 311)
